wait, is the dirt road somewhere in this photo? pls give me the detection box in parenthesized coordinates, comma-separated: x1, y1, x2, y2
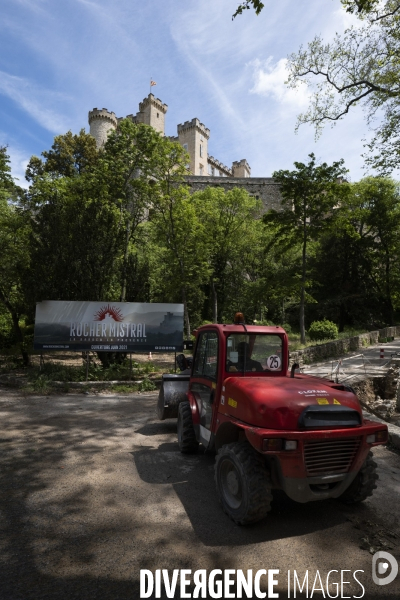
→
(0, 388, 399, 599)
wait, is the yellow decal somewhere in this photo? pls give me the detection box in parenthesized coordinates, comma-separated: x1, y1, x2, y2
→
(211, 382, 216, 389)
(317, 398, 329, 405)
(228, 398, 237, 408)
(333, 399, 341, 405)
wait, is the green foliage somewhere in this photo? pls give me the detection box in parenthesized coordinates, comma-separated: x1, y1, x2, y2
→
(308, 320, 339, 341)
(138, 377, 156, 392)
(0, 310, 16, 349)
(111, 383, 139, 393)
(233, 0, 264, 18)
(313, 177, 400, 328)
(0, 147, 31, 364)
(191, 187, 263, 324)
(341, 0, 379, 13)
(25, 130, 98, 181)
(267, 153, 349, 343)
(2, 125, 400, 370)
(28, 374, 52, 394)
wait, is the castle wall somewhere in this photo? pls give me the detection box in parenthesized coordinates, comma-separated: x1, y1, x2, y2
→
(184, 176, 283, 213)
(207, 155, 232, 177)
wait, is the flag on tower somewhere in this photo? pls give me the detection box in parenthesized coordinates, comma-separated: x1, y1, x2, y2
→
(150, 80, 156, 86)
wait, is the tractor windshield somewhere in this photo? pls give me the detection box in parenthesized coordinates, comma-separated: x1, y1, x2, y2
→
(226, 334, 283, 373)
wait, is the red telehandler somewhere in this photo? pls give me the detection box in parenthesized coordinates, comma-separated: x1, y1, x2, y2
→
(157, 314, 388, 524)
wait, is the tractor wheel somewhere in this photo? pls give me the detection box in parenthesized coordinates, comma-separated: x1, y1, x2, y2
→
(338, 451, 379, 504)
(215, 441, 272, 525)
(177, 401, 199, 454)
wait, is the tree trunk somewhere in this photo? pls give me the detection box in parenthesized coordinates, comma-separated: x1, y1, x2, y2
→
(120, 220, 131, 302)
(300, 209, 307, 345)
(384, 244, 394, 325)
(181, 286, 190, 339)
(212, 281, 218, 323)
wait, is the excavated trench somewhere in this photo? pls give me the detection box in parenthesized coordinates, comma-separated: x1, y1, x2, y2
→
(353, 362, 400, 426)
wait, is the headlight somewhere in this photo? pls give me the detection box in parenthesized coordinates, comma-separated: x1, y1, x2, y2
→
(262, 439, 298, 451)
(367, 430, 388, 444)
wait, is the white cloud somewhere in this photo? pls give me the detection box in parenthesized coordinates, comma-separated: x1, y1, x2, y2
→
(249, 58, 310, 110)
(0, 71, 73, 133)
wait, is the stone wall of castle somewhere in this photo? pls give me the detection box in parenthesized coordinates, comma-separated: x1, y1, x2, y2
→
(184, 176, 283, 213)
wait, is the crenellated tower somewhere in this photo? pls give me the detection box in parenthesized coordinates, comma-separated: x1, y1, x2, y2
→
(232, 159, 251, 178)
(135, 94, 168, 135)
(88, 108, 118, 148)
(177, 118, 210, 176)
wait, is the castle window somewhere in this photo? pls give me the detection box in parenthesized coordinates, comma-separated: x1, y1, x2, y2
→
(183, 143, 188, 152)
(157, 112, 159, 118)
(208, 164, 212, 175)
(200, 144, 203, 157)
(199, 164, 204, 175)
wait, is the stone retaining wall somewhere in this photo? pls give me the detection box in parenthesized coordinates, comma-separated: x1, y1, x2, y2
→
(289, 326, 400, 366)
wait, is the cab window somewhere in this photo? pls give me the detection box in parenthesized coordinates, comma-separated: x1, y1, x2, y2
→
(193, 332, 219, 380)
(226, 334, 283, 373)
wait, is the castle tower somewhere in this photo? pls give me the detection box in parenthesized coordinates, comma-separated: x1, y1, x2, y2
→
(177, 118, 210, 175)
(232, 159, 251, 178)
(88, 108, 118, 148)
(135, 94, 168, 135)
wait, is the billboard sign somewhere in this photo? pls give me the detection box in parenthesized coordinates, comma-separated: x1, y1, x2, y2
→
(34, 301, 184, 352)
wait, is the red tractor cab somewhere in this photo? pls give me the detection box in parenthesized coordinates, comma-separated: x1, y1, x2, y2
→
(157, 319, 388, 524)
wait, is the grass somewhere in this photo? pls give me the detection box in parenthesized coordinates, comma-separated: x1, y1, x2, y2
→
(0, 354, 162, 393)
(108, 383, 139, 393)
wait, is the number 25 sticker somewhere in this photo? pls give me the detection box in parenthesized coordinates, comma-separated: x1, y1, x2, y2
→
(267, 355, 281, 370)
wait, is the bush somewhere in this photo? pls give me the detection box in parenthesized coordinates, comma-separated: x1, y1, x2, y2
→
(138, 377, 156, 392)
(308, 320, 338, 341)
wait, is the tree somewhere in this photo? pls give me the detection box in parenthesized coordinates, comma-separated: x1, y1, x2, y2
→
(25, 129, 98, 181)
(0, 147, 31, 365)
(266, 154, 349, 344)
(334, 177, 400, 325)
(99, 119, 190, 302)
(285, 0, 400, 174)
(192, 187, 262, 323)
(24, 174, 124, 306)
(149, 187, 209, 338)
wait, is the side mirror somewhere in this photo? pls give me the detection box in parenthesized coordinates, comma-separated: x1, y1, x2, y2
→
(176, 354, 188, 372)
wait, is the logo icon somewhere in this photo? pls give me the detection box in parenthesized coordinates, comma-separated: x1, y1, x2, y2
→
(372, 551, 398, 586)
(94, 304, 123, 322)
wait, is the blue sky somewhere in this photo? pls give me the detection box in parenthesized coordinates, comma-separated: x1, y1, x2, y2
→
(0, 0, 391, 186)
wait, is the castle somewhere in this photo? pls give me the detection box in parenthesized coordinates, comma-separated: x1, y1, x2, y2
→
(88, 94, 281, 211)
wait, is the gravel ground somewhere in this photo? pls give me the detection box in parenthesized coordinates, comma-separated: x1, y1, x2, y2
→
(0, 387, 399, 599)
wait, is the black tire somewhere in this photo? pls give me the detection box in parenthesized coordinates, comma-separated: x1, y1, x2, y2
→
(339, 451, 379, 504)
(177, 401, 199, 454)
(214, 441, 272, 525)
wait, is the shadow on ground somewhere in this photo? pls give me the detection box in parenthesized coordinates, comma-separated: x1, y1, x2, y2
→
(0, 388, 398, 600)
